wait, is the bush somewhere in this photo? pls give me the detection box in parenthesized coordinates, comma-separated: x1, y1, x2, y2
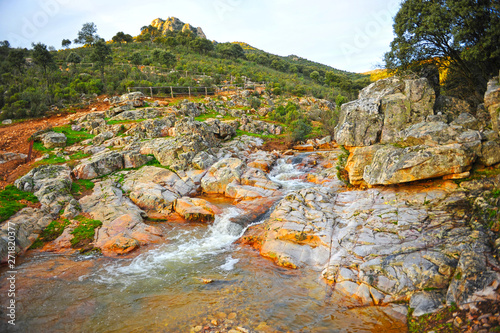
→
(290, 119, 312, 142)
(249, 97, 261, 109)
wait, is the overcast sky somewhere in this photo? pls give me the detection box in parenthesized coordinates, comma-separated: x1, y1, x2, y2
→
(0, 0, 402, 73)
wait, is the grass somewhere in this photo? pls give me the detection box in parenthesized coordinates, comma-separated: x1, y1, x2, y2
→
(71, 179, 95, 195)
(0, 185, 39, 222)
(70, 215, 102, 247)
(29, 219, 70, 249)
(408, 303, 460, 333)
(107, 118, 146, 125)
(52, 124, 95, 146)
(236, 129, 279, 139)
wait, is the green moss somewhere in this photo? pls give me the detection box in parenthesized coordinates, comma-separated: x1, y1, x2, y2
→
(236, 129, 278, 139)
(71, 179, 95, 195)
(0, 185, 39, 222)
(29, 219, 70, 249)
(107, 118, 146, 125)
(52, 124, 94, 146)
(70, 216, 103, 247)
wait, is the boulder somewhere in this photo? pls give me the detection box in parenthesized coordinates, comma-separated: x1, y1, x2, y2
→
(191, 151, 217, 170)
(479, 140, 500, 166)
(450, 112, 481, 130)
(201, 158, 245, 194)
(80, 179, 162, 256)
(109, 91, 144, 105)
(363, 144, 476, 185)
(345, 145, 384, 186)
(335, 77, 435, 146)
(15, 165, 73, 214)
(0, 152, 27, 164)
(42, 131, 67, 148)
(73, 151, 124, 179)
(123, 150, 153, 169)
(485, 75, 500, 136)
(125, 116, 176, 139)
(173, 197, 221, 222)
(434, 95, 472, 122)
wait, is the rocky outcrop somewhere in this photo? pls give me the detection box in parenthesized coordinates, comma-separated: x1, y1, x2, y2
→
(335, 77, 435, 147)
(363, 144, 476, 185)
(251, 183, 500, 311)
(73, 151, 125, 179)
(15, 165, 74, 215)
(80, 179, 163, 256)
(151, 17, 206, 39)
(485, 75, 500, 136)
(108, 91, 145, 106)
(173, 197, 221, 221)
(201, 158, 245, 194)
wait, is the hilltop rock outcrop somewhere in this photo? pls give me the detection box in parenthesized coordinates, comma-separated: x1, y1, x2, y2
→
(151, 17, 206, 39)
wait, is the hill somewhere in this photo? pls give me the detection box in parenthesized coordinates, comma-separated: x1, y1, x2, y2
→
(0, 18, 370, 120)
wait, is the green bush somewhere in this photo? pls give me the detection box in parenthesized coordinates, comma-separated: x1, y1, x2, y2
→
(290, 119, 312, 142)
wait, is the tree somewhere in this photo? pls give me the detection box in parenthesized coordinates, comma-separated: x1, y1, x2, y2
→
(90, 39, 112, 80)
(32, 42, 54, 86)
(66, 52, 81, 73)
(385, 0, 500, 103)
(139, 25, 161, 43)
(74, 22, 99, 46)
(112, 31, 133, 44)
(61, 39, 71, 48)
(160, 51, 176, 68)
(189, 38, 214, 54)
(129, 52, 142, 66)
(7, 48, 27, 74)
(216, 43, 245, 59)
(310, 71, 320, 83)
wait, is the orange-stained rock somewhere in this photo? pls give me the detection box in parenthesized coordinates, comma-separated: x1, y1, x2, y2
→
(174, 197, 222, 222)
(443, 171, 470, 180)
(293, 144, 314, 151)
(99, 234, 140, 255)
(345, 145, 385, 186)
(42, 227, 77, 254)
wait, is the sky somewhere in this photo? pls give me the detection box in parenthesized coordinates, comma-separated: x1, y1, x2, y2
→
(0, 0, 402, 73)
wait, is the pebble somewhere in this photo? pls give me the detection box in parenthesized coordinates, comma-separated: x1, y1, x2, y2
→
(227, 313, 237, 320)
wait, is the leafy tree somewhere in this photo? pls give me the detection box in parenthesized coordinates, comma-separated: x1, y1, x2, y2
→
(189, 38, 214, 54)
(310, 71, 320, 83)
(66, 52, 81, 73)
(7, 48, 27, 74)
(129, 52, 142, 66)
(385, 0, 500, 103)
(74, 22, 99, 46)
(31, 42, 54, 86)
(89, 39, 112, 80)
(216, 43, 245, 59)
(139, 25, 161, 43)
(160, 51, 176, 68)
(61, 39, 71, 48)
(112, 31, 133, 44)
(290, 119, 312, 142)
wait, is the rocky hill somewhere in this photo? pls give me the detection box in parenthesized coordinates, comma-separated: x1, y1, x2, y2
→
(150, 16, 206, 38)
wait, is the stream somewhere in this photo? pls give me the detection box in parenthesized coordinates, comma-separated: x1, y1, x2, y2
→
(0, 156, 407, 332)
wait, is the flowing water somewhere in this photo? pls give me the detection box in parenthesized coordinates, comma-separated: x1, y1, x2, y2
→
(0, 156, 407, 332)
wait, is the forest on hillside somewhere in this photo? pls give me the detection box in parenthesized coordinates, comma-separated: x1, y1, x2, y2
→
(0, 22, 369, 120)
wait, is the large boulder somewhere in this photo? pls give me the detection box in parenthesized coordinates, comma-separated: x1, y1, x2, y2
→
(173, 197, 221, 221)
(15, 165, 73, 215)
(363, 144, 476, 185)
(345, 145, 384, 186)
(335, 77, 435, 146)
(42, 131, 67, 149)
(485, 75, 500, 136)
(72, 151, 124, 179)
(80, 179, 162, 256)
(201, 158, 245, 194)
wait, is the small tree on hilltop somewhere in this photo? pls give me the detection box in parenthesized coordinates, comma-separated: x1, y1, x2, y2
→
(90, 39, 112, 80)
(74, 22, 99, 46)
(66, 52, 81, 73)
(7, 48, 27, 74)
(61, 39, 71, 49)
(112, 31, 133, 44)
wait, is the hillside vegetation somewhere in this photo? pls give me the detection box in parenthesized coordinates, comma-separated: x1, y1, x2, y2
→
(0, 20, 370, 120)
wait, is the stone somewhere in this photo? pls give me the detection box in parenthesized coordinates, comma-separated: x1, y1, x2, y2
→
(15, 164, 73, 214)
(409, 291, 445, 317)
(2, 119, 12, 125)
(0, 152, 27, 164)
(174, 197, 221, 222)
(435, 95, 472, 122)
(484, 76, 500, 136)
(191, 151, 217, 170)
(109, 91, 144, 105)
(93, 131, 114, 145)
(345, 145, 384, 186)
(363, 144, 476, 185)
(201, 158, 245, 194)
(42, 131, 67, 148)
(450, 112, 481, 130)
(73, 151, 124, 179)
(123, 150, 153, 169)
(479, 141, 500, 166)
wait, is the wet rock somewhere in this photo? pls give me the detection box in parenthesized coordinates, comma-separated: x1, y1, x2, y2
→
(247, 151, 277, 172)
(201, 158, 245, 194)
(225, 183, 280, 200)
(42, 131, 67, 148)
(174, 197, 221, 221)
(80, 179, 162, 256)
(73, 151, 124, 179)
(363, 144, 476, 185)
(0, 207, 51, 263)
